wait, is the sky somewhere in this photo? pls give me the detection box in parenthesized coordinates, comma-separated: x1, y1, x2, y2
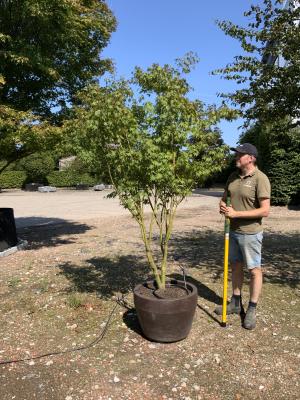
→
(102, 0, 263, 147)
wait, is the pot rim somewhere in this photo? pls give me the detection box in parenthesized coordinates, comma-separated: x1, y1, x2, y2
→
(134, 279, 197, 302)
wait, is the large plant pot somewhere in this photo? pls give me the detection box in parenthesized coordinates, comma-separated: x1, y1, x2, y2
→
(133, 279, 198, 342)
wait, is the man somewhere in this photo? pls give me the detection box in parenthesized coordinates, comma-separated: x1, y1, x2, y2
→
(215, 143, 271, 330)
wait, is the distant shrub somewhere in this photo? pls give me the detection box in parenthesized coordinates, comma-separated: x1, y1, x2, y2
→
(19, 152, 55, 183)
(47, 171, 97, 187)
(0, 171, 26, 188)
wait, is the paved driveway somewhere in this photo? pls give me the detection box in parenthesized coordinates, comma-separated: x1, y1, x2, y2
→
(0, 189, 222, 228)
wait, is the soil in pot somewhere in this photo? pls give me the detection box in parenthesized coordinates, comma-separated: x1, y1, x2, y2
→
(154, 286, 189, 299)
(137, 279, 190, 298)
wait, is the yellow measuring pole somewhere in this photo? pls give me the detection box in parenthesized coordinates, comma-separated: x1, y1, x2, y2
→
(221, 196, 231, 327)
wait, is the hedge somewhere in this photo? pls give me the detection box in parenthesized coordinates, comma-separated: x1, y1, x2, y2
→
(19, 152, 55, 183)
(240, 122, 300, 206)
(266, 150, 300, 206)
(47, 171, 98, 187)
(0, 171, 26, 188)
(0, 170, 98, 189)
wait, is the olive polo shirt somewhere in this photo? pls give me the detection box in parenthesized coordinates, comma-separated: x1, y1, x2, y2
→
(225, 168, 271, 234)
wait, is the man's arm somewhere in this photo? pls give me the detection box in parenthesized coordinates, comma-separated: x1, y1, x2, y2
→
(225, 198, 270, 219)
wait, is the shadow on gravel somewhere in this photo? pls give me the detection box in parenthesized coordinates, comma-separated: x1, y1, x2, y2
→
(263, 231, 300, 288)
(15, 216, 72, 229)
(17, 217, 92, 250)
(58, 227, 299, 304)
(170, 229, 300, 289)
(170, 228, 224, 280)
(122, 309, 145, 337)
(59, 255, 150, 298)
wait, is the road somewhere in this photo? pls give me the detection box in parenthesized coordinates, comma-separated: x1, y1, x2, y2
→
(0, 188, 222, 228)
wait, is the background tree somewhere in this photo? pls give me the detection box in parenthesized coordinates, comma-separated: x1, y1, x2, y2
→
(0, 0, 116, 119)
(214, 0, 300, 205)
(240, 121, 300, 205)
(67, 58, 235, 288)
(0, 0, 116, 171)
(214, 0, 300, 127)
(0, 106, 61, 173)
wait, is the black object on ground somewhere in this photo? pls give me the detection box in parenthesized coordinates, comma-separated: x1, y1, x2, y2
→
(76, 184, 89, 190)
(24, 183, 43, 191)
(0, 208, 18, 252)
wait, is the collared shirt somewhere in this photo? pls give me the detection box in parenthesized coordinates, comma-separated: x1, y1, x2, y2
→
(225, 168, 271, 234)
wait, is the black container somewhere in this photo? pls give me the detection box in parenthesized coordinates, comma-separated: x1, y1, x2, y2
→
(24, 183, 43, 191)
(133, 280, 198, 343)
(0, 208, 18, 251)
(76, 184, 89, 190)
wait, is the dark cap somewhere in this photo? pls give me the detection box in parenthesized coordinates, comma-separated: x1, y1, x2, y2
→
(230, 143, 258, 157)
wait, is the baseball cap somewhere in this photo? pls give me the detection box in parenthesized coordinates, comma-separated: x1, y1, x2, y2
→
(230, 143, 258, 157)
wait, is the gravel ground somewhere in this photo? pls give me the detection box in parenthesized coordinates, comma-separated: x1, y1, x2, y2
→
(0, 190, 299, 399)
(0, 188, 220, 228)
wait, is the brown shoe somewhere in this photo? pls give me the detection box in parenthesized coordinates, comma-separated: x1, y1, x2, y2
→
(243, 307, 256, 330)
(214, 297, 241, 315)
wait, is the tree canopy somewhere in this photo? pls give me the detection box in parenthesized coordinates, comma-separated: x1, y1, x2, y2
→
(66, 57, 235, 287)
(214, 0, 300, 127)
(0, 0, 116, 120)
(0, 106, 60, 173)
(0, 0, 116, 170)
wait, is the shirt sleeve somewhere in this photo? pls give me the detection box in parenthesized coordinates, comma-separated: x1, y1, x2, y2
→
(257, 173, 271, 199)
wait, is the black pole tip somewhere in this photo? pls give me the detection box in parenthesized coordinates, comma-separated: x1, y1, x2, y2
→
(221, 322, 227, 328)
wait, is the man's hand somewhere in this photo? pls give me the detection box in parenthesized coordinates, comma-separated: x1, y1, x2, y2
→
(220, 199, 238, 218)
(219, 199, 227, 214)
(225, 206, 238, 218)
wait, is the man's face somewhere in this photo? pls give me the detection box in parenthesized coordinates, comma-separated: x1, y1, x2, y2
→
(235, 152, 254, 168)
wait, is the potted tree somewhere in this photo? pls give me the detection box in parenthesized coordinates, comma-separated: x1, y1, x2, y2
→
(69, 55, 233, 342)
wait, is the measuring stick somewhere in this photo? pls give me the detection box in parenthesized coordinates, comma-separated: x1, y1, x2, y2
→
(221, 196, 231, 327)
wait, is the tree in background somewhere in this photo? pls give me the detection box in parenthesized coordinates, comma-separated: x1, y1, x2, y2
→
(0, 0, 116, 119)
(66, 57, 235, 288)
(214, 0, 300, 205)
(0, 106, 62, 174)
(240, 121, 300, 205)
(214, 0, 300, 128)
(0, 0, 116, 171)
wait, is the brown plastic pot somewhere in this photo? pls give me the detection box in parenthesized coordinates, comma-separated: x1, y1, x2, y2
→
(133, 279, 198, 343)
